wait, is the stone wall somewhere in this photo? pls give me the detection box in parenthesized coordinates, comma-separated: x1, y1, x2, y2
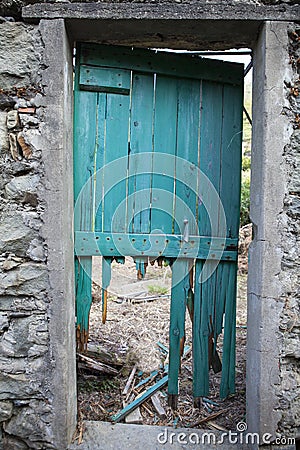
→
(0, 19, 76, 449)
(0, 20, 56, 450)
(276, 23, 300, 437)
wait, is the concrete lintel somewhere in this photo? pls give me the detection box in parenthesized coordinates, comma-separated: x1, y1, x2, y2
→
(22, 2, 300, 22)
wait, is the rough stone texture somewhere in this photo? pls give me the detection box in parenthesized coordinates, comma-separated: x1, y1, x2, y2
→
(0, 401, 13, 422)
(0, 17, 75, 450)
(0, 22, 42, 90)
(275, 23, 300, 438)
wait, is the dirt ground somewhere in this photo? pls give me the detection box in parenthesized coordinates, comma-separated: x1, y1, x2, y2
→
(77, 225, 251, 433)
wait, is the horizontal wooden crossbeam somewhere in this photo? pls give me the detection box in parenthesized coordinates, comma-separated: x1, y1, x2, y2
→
(74, 232, 238, 261)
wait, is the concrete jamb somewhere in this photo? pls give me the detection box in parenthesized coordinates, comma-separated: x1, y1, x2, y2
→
(247, 21, 292, 441)
(38, 19, 77, 449)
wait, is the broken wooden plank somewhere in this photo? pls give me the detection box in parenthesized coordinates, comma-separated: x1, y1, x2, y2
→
(151, 392, 167, 419)
(87, 344, 124, 367)
(111, 375, 168, 423)
(134, 370, 159, 390)
(77, 353, 118, 375)
(122, 365, 137, 395)
(125, 407, 143, 424)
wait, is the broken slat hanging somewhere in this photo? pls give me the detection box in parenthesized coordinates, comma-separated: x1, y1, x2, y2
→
(193, 259, 209, 406)
(102, 256, 112, 324)
(74, 81, 98, 351)
(75, 256, 92, 352)
(168, 259, 190, 409)
(220, 262, 237, 398)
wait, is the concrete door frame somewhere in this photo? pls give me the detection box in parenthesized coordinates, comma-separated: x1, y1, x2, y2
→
(36, 16, 292, 447)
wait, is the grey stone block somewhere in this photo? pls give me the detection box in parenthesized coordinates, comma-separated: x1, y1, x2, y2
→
(0, 263, 48, 296)
(0, 22, 41, 90)
(0, 112, 9, 153)
(0, 212, 37, 257)
(0, 400, 13, 422)
(0, 314, 48, 358)
(3, 400, 54, 450)
(5, 174, 40, 200)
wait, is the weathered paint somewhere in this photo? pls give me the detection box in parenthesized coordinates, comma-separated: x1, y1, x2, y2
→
(74, 43, 243, 403)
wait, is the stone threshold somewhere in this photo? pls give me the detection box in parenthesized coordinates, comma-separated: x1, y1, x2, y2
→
(69, 420, 254, 450)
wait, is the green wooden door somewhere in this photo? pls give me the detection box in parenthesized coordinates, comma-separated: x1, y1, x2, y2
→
(74, 44, 244, 407)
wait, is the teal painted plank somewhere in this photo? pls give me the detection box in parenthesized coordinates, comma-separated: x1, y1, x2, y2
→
(80, 43, 244, 86)
(219, 83, 243, 238)
(102, 93, 130, 233)
(128, 72, 154, 234)
(80, 65, 131, 94)
(111, 375, 168, 423)
(193, 259, 209, 398)
(174, 78, 201, 236)
(95, 93, 107, 232)
(220, 262, 237, 398)
(198, 81, 223, 238)
(74, 89, 98, 231)
(75, 256, 92, 350)
(74, 63, 97, 345)
(214, 262, 229, 336)
(168, 259, 189, 397)
(74, 231, 238, 260)
(151, 75, 178, 234)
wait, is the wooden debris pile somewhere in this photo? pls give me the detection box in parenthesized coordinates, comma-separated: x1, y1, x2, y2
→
(77, 341, 233, 431)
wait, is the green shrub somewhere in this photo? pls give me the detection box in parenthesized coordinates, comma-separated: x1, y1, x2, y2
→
(240, 172, 251, 227)
(242, 156, 251, 171)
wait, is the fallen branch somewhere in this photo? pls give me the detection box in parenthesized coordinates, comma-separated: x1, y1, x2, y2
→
(77, 353, 118, 376)
(188, 408, 229, 428)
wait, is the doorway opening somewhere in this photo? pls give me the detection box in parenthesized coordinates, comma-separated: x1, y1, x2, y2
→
(75, 44, 253, 434)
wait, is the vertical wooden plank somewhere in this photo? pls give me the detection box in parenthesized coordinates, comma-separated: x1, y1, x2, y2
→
(75, 256, 92, 352)
(220, 262, 237, 398)
(128, 72, 154, 234)
(198, 81, 223, 237)
(219, 83, 243, 238)
(95, 93, 107, 232)
(214, 261, 229, 336)
(102, 256, 112, 324)
(103, 92, 130, 233)
(168, 259, 190, 409)
(218, 83, 242, 396)
(174, 78, 201, 236)
(74, 89, 98, 230)
(193, 259, 209, 401)
(151, 75, 178, 234)
(74, 75, 97, 350)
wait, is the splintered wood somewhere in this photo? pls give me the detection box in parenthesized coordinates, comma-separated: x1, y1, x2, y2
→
(77, 263, 247, 430)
